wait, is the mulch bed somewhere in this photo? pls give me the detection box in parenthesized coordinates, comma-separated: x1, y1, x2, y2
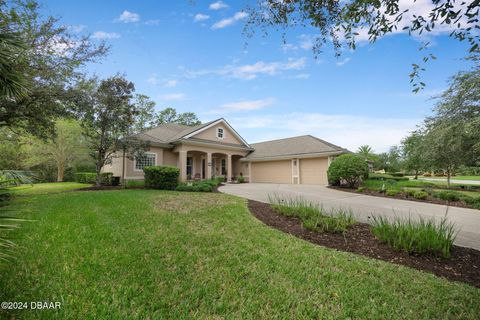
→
(329, 186, 476, 209)
(248, 200, 480, 288)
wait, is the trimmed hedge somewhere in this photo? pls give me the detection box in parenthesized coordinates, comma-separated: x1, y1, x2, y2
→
(75, 172, 97, 184)
(368, 173, 409, 181)
(176, 182, 213, 192)
(74, 172, 118, 186)
(144, 166, 179, 190)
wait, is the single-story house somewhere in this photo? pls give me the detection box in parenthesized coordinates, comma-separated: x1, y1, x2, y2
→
(103, 118, 348, 185)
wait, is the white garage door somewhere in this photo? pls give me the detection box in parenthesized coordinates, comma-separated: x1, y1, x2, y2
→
(251, 160, 291, 184)
(300, 157, 329, 185)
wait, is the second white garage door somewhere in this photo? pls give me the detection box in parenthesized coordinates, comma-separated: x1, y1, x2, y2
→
(251, 160, 291, 183)
(300, 157, 329, 185)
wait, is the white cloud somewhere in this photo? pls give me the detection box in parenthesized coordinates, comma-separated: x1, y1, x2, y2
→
(159, 93, 185, 101)
(183, 57, 307, 80)
(163, 79, 178, 87)
(92, 31, 121, 39)
(211, 11, 248, 30)
(286, 73, 310, 79)
(117, 10, 140, 23)
(148, 75, 178, 87)
(144, 19, 160, 26)
(229, 113, 421, 152)
(147, 74, 159, 85)
(336, 57, 351, 66)
(281, 43, 298, 52)
(209, 1, 229, 10)
(218, 98, 275, 112)
(67, 25, 86, 33)
(194, 14, 210, 22)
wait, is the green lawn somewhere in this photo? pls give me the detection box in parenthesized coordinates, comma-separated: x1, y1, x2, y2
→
(1, 188, 479, 319)
(10, 182, 91, 195)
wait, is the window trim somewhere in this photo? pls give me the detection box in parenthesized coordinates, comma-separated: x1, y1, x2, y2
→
(133, 152, 157, 172)
(216, 127, 225, 140)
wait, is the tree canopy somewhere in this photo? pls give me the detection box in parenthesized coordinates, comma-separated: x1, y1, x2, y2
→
(156, 107, 201, 126)
(245, 0, 480, 91)
(0, 0, 108, 137)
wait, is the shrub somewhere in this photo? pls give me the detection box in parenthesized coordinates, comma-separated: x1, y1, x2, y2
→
(368, 173, 409, 181)
(144, 166, 179, 190)
(435, 191, 461, 202)
(390, 172, 405, 177)
(371, 216, 457, 258)
(176, 182, 213, 192)
(327, 154, 369, 188)
(413, 191, 428, 200)
(423, 173, 432, 177)
(124, 179, 145, 188)
(237, 176, 246, 183)
(356, 187, 365, 193)
(100, 172, 113, 185)
(268, 194, 355, 234)
(75, 172, 96, 184)
(386, 189, 399, 197)
(405, 189, 417, 197)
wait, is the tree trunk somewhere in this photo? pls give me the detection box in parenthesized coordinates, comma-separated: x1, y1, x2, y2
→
(446, 169, 451, 189)
(414, 170, 418, 180)
(57, 162, 64, 182)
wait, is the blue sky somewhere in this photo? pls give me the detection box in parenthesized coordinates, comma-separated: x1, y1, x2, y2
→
(42, 0, 473, 152)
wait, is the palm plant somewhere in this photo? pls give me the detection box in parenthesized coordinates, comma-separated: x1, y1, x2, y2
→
(357, 145, 374, 161)
(0, 170, 33, 262)
(0, 32, 28, 98)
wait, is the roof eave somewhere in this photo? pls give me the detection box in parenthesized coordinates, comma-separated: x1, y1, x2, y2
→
(241, 150, 346, 162)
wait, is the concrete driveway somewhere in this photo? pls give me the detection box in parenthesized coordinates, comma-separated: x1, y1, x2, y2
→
(219, 183, 480, 250)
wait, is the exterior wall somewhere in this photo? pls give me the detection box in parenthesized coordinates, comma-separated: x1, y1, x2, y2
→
(299, 157, 329, 185)
(250, 160, 292, 184)
(191, 124, 244, 145)
(233, 161, 248, 178)
(163, 149, 178, 167)
(125, 147, 164, 179)
(102, 152, 123, 176)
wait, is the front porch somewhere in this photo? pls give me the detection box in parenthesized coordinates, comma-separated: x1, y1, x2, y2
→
(175, 146, 249, 183)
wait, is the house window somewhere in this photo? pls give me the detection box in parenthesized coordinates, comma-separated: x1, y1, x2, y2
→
(186, 157, 193, 177)
(221, 158, 226, 175)
(217, 127, 224, 139)
(135, 153, 156, 171)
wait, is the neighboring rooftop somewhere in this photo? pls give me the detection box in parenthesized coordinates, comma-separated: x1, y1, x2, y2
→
(244, 135, 347, 161)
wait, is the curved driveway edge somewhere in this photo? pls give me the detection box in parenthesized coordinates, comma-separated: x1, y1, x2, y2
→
(219, 183, 480, 251)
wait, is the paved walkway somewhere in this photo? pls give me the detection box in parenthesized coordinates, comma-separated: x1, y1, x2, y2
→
(219, 183, 480, 250)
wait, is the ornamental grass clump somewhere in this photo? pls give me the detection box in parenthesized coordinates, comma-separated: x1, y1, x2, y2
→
(371, 215, 457, 258)
(268, 194, 355, 234)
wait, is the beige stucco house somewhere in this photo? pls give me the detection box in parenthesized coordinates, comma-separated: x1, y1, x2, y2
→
(103, 118, 347, 185)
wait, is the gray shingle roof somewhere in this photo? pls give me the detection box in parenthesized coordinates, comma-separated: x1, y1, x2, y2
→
(131, 120, 217, 146)
(244, 135, 347, 161)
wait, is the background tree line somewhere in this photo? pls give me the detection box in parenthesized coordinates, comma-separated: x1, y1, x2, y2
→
(0, 0, 200, 185)
(357, 55, 480, 187)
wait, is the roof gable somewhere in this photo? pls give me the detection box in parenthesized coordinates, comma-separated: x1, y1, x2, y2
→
(182, 119, 251, 148)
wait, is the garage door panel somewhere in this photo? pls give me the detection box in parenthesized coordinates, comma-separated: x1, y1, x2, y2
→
(300, 158, 328, 185)
(251, 160, 291, 184)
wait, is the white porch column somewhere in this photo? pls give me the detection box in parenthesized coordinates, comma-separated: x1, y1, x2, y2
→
(207, 152, 212, 180)
(179, 150, 187, 182)
(227, 154, 232, 182)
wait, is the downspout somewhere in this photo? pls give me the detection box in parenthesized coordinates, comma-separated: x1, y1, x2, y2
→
(122, 147, 126, 187)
